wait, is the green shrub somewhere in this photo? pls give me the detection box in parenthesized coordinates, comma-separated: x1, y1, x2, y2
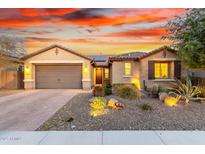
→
(199, 86, 205, 98)
(150, 84, 160, 98)
(114, 84, 139, 100)
(103, 79, 112, 96)
(113, 84, 134, 93)
(93, 86, 104, 96)
(104, 87, 112, 96)
(139, 103, 152, 111)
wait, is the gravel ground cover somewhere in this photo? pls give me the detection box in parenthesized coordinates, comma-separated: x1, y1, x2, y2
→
(37, 93, 205, 131)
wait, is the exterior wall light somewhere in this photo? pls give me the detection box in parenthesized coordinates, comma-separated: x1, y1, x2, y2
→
(25, 65, 31, 75)
(131, 78, 141, 90)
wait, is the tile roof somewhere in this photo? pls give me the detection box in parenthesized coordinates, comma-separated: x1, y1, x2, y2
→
(109, 46, 177, 61)
(138, 46, 177, 59)
(109, 51, 147, 60)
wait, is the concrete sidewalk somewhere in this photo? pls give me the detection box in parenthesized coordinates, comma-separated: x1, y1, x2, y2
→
(1, 131, 205, 145)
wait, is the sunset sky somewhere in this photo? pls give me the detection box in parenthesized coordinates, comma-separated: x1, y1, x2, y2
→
(0, 8, 187, 55)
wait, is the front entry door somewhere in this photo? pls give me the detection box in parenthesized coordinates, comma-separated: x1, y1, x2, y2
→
(96, 68, 103, 84)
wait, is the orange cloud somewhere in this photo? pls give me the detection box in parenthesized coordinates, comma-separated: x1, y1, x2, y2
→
(0, 8, 186, 28)
(18, 8, 79, 17)
(56, 8, 186, 27)
(0, 19, 45, 27)
(103, 28, 168, 38)
(57, 14, 166, 27)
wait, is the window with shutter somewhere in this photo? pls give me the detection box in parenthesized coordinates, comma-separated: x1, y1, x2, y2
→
(174, 60, 181, 79)
(148, 61, 154, 80)
(148, 61, 172, 80)
(154, 62, 169, 79)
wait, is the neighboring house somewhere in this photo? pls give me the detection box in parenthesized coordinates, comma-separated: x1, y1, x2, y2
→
(0, 54, 24, 89)
(20, 44, 187, 90)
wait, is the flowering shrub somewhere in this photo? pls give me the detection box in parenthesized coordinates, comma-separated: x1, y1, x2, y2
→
(89, 97, 108, 117)
(89, 97, 107, 110)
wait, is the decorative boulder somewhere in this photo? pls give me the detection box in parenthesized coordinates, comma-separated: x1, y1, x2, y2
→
(114, 102, 125, 110)
(108, 98, 118, 108)
(159, 92, 169, 102)
(164, 96, 178, 107)
(108, 98, 124, 110)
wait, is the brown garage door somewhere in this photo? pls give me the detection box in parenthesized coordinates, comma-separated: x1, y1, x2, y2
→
(36, 64, 82, 89)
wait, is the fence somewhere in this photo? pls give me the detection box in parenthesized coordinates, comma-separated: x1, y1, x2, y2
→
(0, 67, 24, 89)
(189, 70, 205, 86)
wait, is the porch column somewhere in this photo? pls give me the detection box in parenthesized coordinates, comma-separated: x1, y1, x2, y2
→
(24, 63, 35, 89)
(82, 63, 91, 90)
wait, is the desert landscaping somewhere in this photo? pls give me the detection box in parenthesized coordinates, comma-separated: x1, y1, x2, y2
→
(37, 78, 205, 131)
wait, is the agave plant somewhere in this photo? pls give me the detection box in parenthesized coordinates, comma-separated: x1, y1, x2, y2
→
(167, 78, 202, 104)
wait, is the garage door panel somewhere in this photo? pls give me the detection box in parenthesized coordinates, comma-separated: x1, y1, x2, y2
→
(36, 77, 59, 83)
(36, 82, 62, 89)
(36, 75, 81, 83)
(36, 65, 82, 89)
(36, 74, 82, 78)
(36, 82, 81, 89)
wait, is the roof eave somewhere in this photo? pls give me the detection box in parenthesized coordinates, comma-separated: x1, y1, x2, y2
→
(21, 44, 93, 61)
(109, 58, 138, 61)
(138, 46, 177, 60)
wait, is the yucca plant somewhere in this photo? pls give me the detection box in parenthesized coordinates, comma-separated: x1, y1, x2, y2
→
(167, 78, 202, 104)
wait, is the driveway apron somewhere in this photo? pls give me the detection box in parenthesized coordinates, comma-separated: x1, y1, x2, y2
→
(0, 89, 83, 131)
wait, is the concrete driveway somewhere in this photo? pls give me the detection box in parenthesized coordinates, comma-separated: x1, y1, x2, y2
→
(0, 89, 84, 131)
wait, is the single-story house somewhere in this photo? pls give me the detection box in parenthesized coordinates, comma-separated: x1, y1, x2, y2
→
(20, 44, 187, 90)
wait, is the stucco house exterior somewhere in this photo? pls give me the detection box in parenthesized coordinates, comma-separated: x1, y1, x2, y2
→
(109, 46, 187, 89)
(21, 45, 93, 90)
(19, 44, 187, 90)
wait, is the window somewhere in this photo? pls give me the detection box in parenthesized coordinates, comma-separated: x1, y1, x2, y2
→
(104, 68, 109, 79)
(124, 63, 132, 76)
(154, 62, 169, 79)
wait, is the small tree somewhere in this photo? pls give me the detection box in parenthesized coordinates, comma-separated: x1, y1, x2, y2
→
(163, 9, 205, 69)
(0, 35, 25, 67)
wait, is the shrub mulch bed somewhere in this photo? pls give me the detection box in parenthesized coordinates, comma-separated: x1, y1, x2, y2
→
(37, 93, 205, 131)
